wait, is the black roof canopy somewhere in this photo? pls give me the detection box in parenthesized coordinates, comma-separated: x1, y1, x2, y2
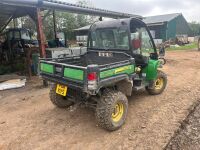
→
(78, 17, 147, 32)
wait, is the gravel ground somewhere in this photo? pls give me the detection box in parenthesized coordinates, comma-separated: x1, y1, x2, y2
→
(165, 101, 200, 150)
(0, 50, 200, 150)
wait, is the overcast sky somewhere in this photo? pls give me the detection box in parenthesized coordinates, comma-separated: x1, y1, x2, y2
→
(64, 0, 200, 22)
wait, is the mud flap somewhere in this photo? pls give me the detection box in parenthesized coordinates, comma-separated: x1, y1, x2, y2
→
(116, 79, 133, 96)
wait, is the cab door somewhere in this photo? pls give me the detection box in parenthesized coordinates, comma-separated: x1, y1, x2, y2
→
(130, 24, 159, 80)
(139, 27, 159, 80)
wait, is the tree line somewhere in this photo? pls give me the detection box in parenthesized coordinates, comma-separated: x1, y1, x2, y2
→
(8, 0, 97, 41)
(188, 21, 200, 36)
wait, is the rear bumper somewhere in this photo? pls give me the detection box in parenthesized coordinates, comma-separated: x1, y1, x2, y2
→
(41, 73, 85, 91)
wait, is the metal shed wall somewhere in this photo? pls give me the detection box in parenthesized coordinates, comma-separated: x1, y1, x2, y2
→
(176, 15, 191, 35)
(166, 18, 176, 40)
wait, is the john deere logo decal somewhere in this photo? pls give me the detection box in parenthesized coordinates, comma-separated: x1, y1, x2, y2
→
(114, 66, 131, 74)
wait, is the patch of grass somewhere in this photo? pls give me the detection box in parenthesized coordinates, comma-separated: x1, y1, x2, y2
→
(166, 42, 197, 51)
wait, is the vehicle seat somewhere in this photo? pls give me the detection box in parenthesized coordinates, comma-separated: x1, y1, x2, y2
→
(132, 39, 141, 49)
(132, 54, 148, 68)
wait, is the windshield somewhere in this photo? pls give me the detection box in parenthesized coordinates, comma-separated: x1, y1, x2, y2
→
(88, 28, 129, 50)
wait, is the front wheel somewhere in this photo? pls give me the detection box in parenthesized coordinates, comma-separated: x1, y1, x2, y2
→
(95, 89, 128, 131)
(146, 70, 167, 95)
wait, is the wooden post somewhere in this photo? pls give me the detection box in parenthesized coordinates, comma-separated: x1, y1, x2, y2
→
(35, 8, 47, 86)
(36, 8, 46, 58)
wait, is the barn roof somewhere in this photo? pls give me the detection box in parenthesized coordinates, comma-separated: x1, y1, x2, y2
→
(0, 0, 141, 33)
(0, 3, 35, 33)
(143, 13, 181, 25)
(75, 13, 184, 31)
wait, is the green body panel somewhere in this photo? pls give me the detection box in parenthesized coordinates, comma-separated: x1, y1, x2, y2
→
(143, 59, 159, 80)
(100, 65, 135, 79)
(40, 63, 54, 74)
(64, 68, 84, 81)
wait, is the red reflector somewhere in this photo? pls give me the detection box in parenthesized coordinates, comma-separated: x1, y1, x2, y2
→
(87, 72, 97, 81)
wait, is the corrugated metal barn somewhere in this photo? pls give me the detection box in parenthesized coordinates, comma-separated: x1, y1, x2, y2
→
(144, 13, 191, 41)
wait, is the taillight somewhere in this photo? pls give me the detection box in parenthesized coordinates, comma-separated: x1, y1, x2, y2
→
(87, 72, 97, 90)
(87, 72, 97, 81)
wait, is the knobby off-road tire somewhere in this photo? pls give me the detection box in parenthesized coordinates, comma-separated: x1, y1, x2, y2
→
(95, 89, 128, 131)
(49, 83, 73, 108)
(146, 70, 167, 95)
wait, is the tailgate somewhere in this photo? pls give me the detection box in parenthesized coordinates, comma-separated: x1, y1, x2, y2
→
(39, 60, 87, 90)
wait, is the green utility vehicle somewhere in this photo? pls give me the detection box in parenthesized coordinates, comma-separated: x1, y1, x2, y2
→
(39, 18, 167, 131)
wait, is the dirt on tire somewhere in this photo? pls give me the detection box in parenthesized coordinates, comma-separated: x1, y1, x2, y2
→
(1, 50, 200, 150)
(95, 89, 128, 131)
(146, 70, 167, 95)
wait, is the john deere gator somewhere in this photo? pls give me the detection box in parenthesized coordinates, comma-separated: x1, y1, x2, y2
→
(39, 18, 167, 131)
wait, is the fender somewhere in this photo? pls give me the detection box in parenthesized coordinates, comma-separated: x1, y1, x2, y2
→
(142, 59, 159, 80)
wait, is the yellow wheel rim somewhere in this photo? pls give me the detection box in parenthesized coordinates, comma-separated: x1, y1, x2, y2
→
(155, 77, 164, 90)
(112, 102, 124, 122)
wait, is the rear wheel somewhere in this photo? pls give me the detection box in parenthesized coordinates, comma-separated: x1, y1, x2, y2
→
(49, 83, 74, 108)
(95, 89, 128, 131)
(146, 70, 167, 95)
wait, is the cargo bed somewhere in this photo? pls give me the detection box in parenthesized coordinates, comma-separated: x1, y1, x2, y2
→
(39, 51, 136, 94)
